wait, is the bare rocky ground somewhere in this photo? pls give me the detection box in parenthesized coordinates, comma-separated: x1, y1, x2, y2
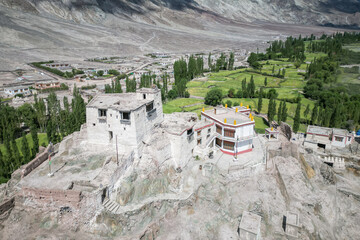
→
(0, 128, 360, 239)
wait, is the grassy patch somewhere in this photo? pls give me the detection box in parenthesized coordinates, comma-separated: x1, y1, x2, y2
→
(0, 133, 48, 155)
(254, 116, 269, 134)
(163, 98, 204, 114)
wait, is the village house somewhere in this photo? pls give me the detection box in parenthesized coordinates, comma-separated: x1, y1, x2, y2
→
(304, 125, 355, 150)
(4, 85, 31, 96)
(86, 87, 163, 157)
(34, 80, 61, 90)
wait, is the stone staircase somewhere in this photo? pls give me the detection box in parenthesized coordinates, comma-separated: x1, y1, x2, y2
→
(102, 192, 194, 215)
(103, 198, 121, 214)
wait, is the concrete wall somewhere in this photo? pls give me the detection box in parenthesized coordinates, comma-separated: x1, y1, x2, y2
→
(86, 89, 163, 157)
(331, 135, 346, 148)
(22, 145, 51, 178)
(22, 187, 82, 207)
(195, 124, 215, 148)
(169, 131, 196, 168)
(0, 197, 15, 215)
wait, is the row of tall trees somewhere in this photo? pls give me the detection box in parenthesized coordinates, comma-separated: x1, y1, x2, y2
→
(105, 77, 123, 93)
(0, 87, 86, 183)
(173, 56, 204, 98)
(208, 52, 235, 72)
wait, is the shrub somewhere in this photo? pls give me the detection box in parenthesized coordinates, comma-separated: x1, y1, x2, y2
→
(226, 100, 232, 108)
(184, 91, 190, 98)
(205, 89, 223, 106)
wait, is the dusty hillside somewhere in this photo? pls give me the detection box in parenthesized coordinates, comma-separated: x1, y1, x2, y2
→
(0, 0, 358, 69)
(1, 0, 359, 26)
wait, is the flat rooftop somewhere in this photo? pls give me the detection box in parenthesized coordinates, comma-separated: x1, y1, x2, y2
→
(201, 107, 252, 126)
(307, 125, 332, 136)
(332, 128, 350, 136)
(161, 112, 197, 135)
(239, 211, 261, 234)
(87, 94, 152, 112)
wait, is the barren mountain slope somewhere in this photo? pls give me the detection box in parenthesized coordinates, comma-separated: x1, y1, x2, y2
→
(0, 0, 359, 69)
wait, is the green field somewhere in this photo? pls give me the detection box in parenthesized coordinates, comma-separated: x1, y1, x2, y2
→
(0, 133, 48, 156)
(334, 69, 360, 95)
(343, 43, 360, 53)
(163, 98, 207, 114)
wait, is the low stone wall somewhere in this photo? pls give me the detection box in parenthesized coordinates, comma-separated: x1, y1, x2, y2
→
(0, 197, 15, 215)
(22, 145, 51, 178)
(22, 187, 82, 207)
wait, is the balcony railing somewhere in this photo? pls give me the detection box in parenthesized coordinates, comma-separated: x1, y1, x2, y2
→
(120, 119, 131, 125)
(147, 108, 156, 116)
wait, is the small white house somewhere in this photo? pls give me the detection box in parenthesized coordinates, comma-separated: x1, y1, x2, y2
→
(4, 85, 31, 96)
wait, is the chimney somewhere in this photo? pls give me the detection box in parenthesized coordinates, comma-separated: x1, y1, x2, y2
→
(214, 108, 217, 115)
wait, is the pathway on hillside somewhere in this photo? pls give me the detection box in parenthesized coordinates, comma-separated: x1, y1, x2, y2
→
(189, 95, 204, 100)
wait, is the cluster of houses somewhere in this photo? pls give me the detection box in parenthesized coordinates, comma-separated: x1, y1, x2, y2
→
(3, 79, 61, 96)
(86, 88, 256, 167)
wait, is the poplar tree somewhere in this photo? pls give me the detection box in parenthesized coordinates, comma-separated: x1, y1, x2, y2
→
(264, 77, 267, 86)
(31, 126, 39, 158)
(311, 104, 318, 125)
(258, 88, 263, 113)
(249, 76, 255, 98)
(281, 101, 288, 122)
(242, 78, 247, 98)
(208, 53, 212, 71)
(268, 97, 276, 124)
(21, 133, 31, 164)
(293, 100, 301, 133)
(303, 104, 310, 123)
(228, 52, 235, 70)
(278, 101, 283, 124)
(11, 140, 21, 169)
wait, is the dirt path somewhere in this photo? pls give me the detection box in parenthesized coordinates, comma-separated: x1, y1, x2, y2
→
(189, 95, 204, 100)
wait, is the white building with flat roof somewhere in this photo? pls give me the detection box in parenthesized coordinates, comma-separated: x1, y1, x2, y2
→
(304, 125, 355, 150)
(86, 87, 163, 157)
(200, 106, 255, 156)
(4, 85, 31, 96)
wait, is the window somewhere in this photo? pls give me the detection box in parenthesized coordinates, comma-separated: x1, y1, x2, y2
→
(335, 136, 343, 142)
(98, 109, 107, 117)
(208, 128, 211, 134)
(109, 131, 113, 141)
(146, 102, 154, 112)
(216, 138, 222, 147)
(216, 125, 222, 134)
(197, 130, 202, 136)
(223, 141, 235, 150)
(348, 137, 351, 142)
(121, 112, 130, 120)
(93, 123, 96, 126)
(197, 139, 202, 145)
(143, 94, 146, 99)
(187, 128, 194, 136)
(224, 129, 235, 138)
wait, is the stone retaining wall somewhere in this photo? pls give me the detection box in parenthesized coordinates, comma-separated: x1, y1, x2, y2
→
(21, 145, 51, 178)
(22, 187, 82, 207)
(0, 197, 15, 215)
